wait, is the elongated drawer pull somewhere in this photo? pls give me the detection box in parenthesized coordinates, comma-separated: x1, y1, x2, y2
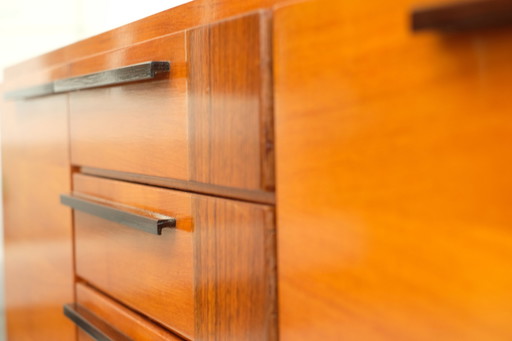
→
(4, 61, 170, 100)
(64, 303, 132, 341)
(412, 0, 512, 32)
(54, 61, 170, 92)
(3, 83, 55, 100)
(60, 194, 176, 235)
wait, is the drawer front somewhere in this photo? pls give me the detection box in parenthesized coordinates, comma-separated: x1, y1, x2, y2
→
(69, 32, 189, 182)
(72, 173, 194, 339)
(74, 283, 182, 341)
(70, 173, 278, 341)
(69, 11, 274, 194)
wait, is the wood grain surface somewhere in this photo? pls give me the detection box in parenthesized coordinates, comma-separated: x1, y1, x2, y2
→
(275, 0, 512, 340)
(70, 13, 275, 194)
(194, 193, 277, 340)
(73, 174, 194, 340)
(76, 283, 183, 341)
(68, 32, 189, 181)
(188, 11, 275, 192)
(1, 93, 75, 340)
(72, 172, 277, 340)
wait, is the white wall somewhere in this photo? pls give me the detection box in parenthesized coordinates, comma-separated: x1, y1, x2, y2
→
(0, 1, 192, 339)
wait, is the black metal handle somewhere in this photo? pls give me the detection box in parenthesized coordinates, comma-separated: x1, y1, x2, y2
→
(54, 61, 170, 92)
(412, 0, 512, 32)
(4, 61, 170, 100)
(3, 83, 55, 101)
(63, 303, 132, 341)
(60, 194, 176, 235)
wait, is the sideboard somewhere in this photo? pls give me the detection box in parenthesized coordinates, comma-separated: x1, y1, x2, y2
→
(3, 0, 512, 340)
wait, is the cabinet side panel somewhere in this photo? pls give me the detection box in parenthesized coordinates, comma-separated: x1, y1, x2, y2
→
(275, 0, 512, 340)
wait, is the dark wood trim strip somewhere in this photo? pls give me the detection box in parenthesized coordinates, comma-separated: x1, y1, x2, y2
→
(60, 193, 176, 235)
(412, 0, 512, 32)
(4, 61, 170, 100)
(63, 303, 132, 341)
(79, 167, 276, 205)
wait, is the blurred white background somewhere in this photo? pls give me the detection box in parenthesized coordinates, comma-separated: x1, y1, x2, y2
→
(0, 0, 192, 339)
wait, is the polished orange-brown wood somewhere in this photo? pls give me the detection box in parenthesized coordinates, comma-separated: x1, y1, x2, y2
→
(72, 172, 277, 340)
(73, 173, 194, 339)
(69, 32, 189, 182)
(194, 189, 277, 340)
(70, 12, 274, 195)
(1, 93, 75, 340)
(76, 283, 183, 340)
(275, 0, 512, 340)
(188, 11, 275, 192)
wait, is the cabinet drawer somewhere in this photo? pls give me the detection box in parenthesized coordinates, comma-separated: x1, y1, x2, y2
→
(69, 12, 274, 195)
(66, 172, 277, 340)
(74, 283, 182, 340)
(68, 32, 189, 183)
(70, 173, 194, 339)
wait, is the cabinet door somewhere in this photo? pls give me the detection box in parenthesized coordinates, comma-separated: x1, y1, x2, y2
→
(2, 94, 74, 340)
(275, 0, 512, 340)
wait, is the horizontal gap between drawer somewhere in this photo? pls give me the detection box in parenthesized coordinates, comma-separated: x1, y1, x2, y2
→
(78, 166, 276, 205)
(75, 277, 188, 341)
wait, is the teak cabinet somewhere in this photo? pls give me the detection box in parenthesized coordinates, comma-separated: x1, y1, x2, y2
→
(3, 0, 512, 340)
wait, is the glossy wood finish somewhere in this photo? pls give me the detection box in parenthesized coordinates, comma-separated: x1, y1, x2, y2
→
(1, 93, 74, 340)
(76, 283, 183, 341)
(412, 0, 512, 32)
(73, 174, 194, 339)
(275, 0, 512, 340)
(3, 1, 283, 340)
(72, 173, 277, 340)
(70, 12, 274, 194)
(3, 0, 294, 88)
(188, 11, 275, 192)
(194, 189, 277, 340)
(69, 33, 189, 182)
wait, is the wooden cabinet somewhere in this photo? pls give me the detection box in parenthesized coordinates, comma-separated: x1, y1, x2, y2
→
(4, 0, 512, 340)
(3, 3, 277, 340)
